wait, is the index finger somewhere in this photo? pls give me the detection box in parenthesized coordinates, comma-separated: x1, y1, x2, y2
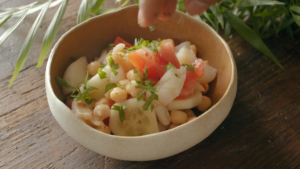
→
(138, 0, 164, 27)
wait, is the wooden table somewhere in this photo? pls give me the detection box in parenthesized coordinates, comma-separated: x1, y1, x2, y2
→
(1, 1, 300, 168)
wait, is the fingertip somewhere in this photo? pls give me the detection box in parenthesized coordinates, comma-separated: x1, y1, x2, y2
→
(138, 0, 163, 27)
(185, 0, 209, 15)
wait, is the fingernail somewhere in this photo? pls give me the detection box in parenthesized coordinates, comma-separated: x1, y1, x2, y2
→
(186, 0, 209, 15)
(138, 10, 146, 27)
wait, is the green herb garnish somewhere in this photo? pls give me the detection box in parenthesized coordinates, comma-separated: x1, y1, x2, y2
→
(151, 104, 155, 112)
(100, 63, 106, 68)
(182, 64, 195, 72)
(98, 68, 107, 79)
(126, 38, 163, 53)
(108, 57, 119, 76)
(111, 105, 127, 122)
(143, 93, 158, 111)
(164, 62, 176, 71)
(144, 68, 148, 79)
(133, 68, 138, 73)
(55, 72, 97, 105)
(105, 83, 117, 93)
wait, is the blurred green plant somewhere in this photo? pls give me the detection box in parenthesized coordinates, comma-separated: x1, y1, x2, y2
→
(0, 0, 299, 86)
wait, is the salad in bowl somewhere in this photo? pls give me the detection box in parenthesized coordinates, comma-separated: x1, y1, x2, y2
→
(56, 36, 217, 136)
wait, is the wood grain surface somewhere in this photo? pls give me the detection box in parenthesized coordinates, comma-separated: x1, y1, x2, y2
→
(1, 0, 300, 168)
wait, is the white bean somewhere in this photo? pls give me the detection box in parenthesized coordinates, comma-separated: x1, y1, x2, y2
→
(110, 88, 127, 102)
(93, 104, 110, 121)
(127, 69, 144, 81)
(125, 80, 144, 97)
(87, 61, 101, 76)
(197, 96, 212, 112)
(170, 110, 188, 124)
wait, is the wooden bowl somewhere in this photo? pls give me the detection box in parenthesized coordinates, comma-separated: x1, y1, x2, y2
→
(45, 5, 237, 161)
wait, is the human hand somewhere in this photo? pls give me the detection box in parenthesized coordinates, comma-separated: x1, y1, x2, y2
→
(138, 0, 222, 27)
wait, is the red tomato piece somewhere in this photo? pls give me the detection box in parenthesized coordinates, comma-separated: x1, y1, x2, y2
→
(176, 71, 196, 99)
(192, 59, 205, 78)
(127, 48, 166, 79)
(113, 36, 133, 48)
(103, 117, 110, 126)
(157, 40, 180, 68)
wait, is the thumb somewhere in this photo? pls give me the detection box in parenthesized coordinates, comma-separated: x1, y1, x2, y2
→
(184, 0, 222, 15)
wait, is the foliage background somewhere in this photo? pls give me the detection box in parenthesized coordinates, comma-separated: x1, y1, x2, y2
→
(0, 0, 299, 86)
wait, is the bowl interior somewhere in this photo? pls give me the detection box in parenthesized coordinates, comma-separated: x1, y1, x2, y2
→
(50, 5, 232, 111)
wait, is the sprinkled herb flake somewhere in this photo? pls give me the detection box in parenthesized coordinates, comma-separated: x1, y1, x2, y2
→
(105, 83, 117, 93)
(164, 62, 176, 71)
(111, 105, 127, 122)
(55, 72, 97, 105)
(98, 68, 107, 79)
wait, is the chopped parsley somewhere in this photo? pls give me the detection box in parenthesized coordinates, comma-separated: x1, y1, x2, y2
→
(55, 72, 97, 105)
(100, 63, 106, 68)
(133, 68, 138, 74)
(126, 38, 163, 53)
(108, 57, 119, 76)
(111, 105, 127, 122)
(144, 68, 148, 79)
(98, 68, 107, 79)
(149, 25, 156, 31)
(143, 93, 158, 111)
(182, 64, 195, 72)
(151, 104, 155, 112)
(105, 83, 117, 93)
(164, 62, 176, 71)
(134, 79, 160, 111)
(175, 73, 178, 77)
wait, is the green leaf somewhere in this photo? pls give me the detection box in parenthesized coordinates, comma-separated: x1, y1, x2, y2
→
(91, 0, 106, 13)
(238, 0, 285, 8)
(164, 62, 176, 71)
(92, 8, 115, 15)
(55, 76, 76, 91)
(134, 0, 139, 4)
(98, 67, 107, 79)
(0, 14, 12, 28)
(0, 7, 31, 46)
(105, 83, 117, 93)
(9, 1, 52, 87)
(224, 20, 231, 38)
(290, 5, 300, 27)
(233, 0, 241, 9)
(120, 0, 130, 7)
(142, 93, 158, 111)
(203, 11, 217, 29)
(12, 0, 62, 18)
(223, 11, 283, 69)
(210, 3, 224, 29)
(37, 0, 69, 68)
(111, 105, 127, 122)
(77, 0, 92, 24)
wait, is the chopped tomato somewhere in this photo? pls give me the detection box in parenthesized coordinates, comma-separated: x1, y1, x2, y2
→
(127, 41, 180, 79)
(103, 117, 110, 126)
(127, 48, 166, 79)
(113, 36, 133, 48)
(109, 101, 116, 107)
(157, 40, 180, 68)
(192, 59, 205, 78)
(176, 71, 196, 99)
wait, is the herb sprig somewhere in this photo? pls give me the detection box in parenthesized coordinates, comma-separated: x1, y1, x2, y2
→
(55, 72, 97, 105)
(134, 78, 159, 111)
(111, 105, 127, 122)
(127, 38, 163, 53)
